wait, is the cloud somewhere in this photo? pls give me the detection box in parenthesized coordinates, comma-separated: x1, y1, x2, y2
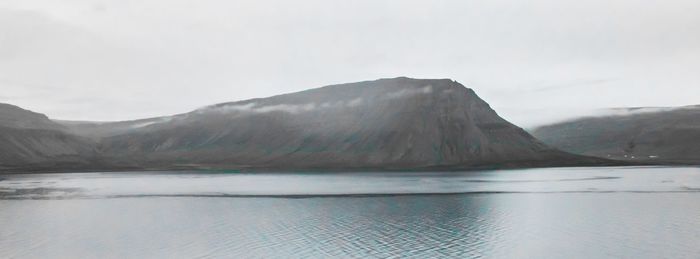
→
(511, 105, 700, 129)
(255, 103, 316, 114)
(385, 85, 433, 99)
(527, 79, 619, 93)
(203, 97, 365, 115)
(129, 117, 174, 129)
(202, 102, 257, 113)
(346, 97, 363, 107)
(200, 85, 435, 116)
(597, 106, 694, 117)
(1, 1, 699, 123)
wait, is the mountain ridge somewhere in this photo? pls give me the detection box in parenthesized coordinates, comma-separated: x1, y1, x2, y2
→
(1, 77, 619, 172)
(532, 105, 700, 164)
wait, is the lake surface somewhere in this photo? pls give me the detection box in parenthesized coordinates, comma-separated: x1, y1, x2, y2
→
(1, 166, 700, 258)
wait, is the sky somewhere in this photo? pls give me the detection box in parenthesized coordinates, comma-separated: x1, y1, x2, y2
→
(1, 0, 699, 127)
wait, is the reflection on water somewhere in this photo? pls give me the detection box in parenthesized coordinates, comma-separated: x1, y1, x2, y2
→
(1, 166, 700, 258)
(1, 166, 700, 199)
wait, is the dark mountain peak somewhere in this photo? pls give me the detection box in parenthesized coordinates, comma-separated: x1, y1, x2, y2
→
(0, 102, 63, 130)
(352, 77, 465, 91)
(375, 76, 458, 85)
(0, 103, 96, 168)
(0, 102, 49, 120)
(207, 77, 472, 113)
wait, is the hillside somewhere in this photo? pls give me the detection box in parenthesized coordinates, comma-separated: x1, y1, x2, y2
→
(2, 77, 614, 172)
(0, 104, 96, 170)
(95, 77, 600, 170)
(532, 106, 700, 164)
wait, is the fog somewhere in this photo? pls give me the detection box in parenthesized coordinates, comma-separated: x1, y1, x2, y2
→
(1, 0, 699, 127)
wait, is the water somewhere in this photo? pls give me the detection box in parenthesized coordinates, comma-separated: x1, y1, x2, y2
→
(1, 166, 699, 258)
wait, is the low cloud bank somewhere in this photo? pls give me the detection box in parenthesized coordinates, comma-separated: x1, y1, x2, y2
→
(202, 85, 435, 115)
(386, 85, 433, 99)
(201, 98, 364, 115)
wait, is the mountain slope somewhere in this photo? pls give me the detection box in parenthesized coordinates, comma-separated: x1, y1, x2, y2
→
(95, 77, 600, 170)
(0, 103, 96, 169)
(0, 103, 65, 131)
(532, 106, 700, 164)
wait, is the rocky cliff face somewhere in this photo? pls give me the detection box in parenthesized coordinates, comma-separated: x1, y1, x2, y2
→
(532, 106, 700, 164)
(95, 77, 591, 170)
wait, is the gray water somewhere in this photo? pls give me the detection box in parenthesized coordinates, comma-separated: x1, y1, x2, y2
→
(1, 166, 700, 258)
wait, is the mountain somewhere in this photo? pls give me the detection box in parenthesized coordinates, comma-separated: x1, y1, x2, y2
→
(2, 77, 612, 172)
(91, 77, 602, 170)
(0, 103, 65, 131)
(532, 106, 700, 164)
(0, 103, 96, 170)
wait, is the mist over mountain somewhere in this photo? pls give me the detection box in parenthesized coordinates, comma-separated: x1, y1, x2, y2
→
(532, 105, 700, 164)
(1, 77, 609, 172)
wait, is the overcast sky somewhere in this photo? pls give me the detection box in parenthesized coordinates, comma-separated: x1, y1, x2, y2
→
(1, 0, 699, 127)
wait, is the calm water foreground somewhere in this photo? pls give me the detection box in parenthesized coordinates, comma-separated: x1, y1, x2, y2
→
(1, 166, 699, 258)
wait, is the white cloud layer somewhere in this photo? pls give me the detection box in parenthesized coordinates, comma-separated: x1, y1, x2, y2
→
(203, 97, 366, 115)
(201, 85, 436, 115)
(386, 85, 433, 99)
(0, 0, 698, 127)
